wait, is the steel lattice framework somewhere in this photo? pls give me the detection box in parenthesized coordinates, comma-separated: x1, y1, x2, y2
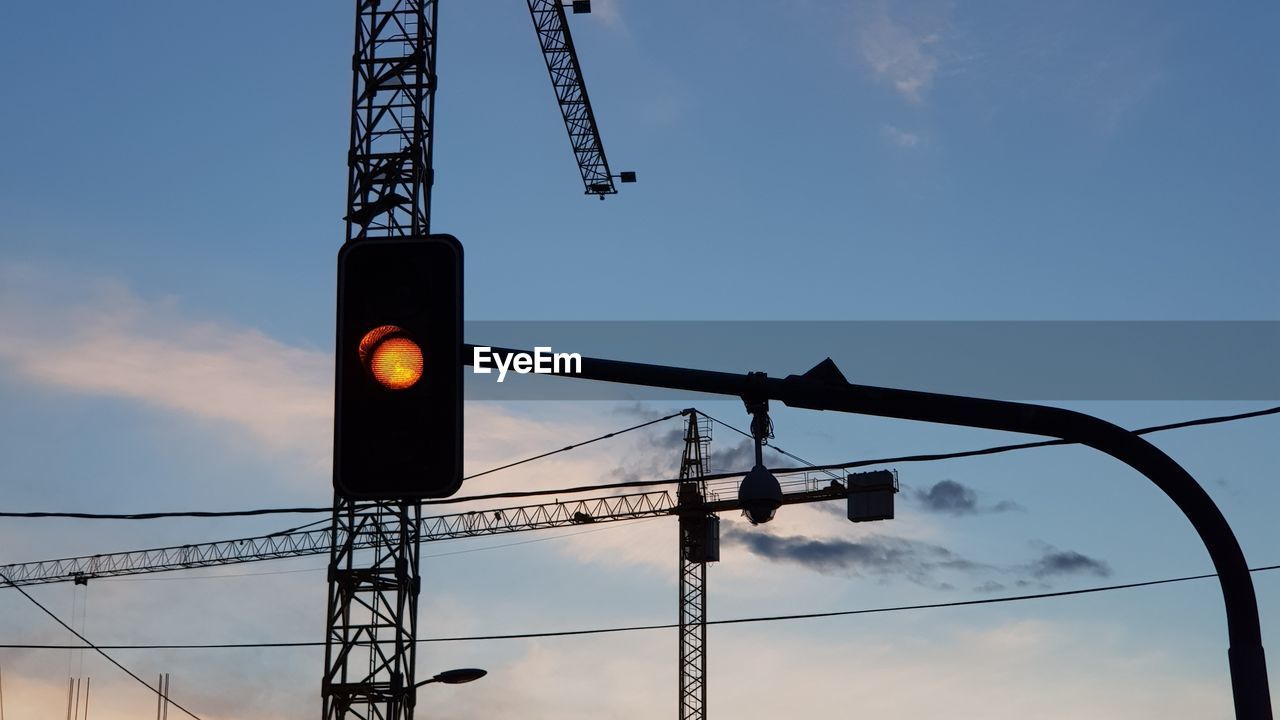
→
(527, 0, 617, 197)
(0, 481, 855, 589)
(329, 0, 438, 717)
(344, 0, 436, 241)
(0, 492, 678, 588)
(677, 414, 715, 720)
(323, 503, 421, 719)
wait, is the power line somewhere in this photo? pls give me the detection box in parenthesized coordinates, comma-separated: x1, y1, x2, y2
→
(774, 403, 1280, 477)
(2, 564, 1276, 650)
(0, 571, 203, 719)
(1, 404, 1276, 521)
(406, 402, 1280, 503)
(0, 506, 335, 520)
(463, 409, 688, 481)
(0, 410, 689, 520)
(698, 410, 842, 480)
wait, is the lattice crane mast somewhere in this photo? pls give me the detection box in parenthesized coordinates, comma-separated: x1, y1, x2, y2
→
(332, 1, 629, 717)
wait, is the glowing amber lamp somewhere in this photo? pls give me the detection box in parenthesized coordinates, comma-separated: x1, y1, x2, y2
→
(358, 325, 424, 390)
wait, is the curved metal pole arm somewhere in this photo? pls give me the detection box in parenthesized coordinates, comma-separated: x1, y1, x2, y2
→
(776, 374, 1271, 719)
(464, 345, 1272, 719)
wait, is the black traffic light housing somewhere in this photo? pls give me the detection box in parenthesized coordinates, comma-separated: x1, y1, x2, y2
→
(334, 234, 463, 499)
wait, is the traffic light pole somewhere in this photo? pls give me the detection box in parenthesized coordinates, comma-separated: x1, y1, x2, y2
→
(464, 345, 1272, 720)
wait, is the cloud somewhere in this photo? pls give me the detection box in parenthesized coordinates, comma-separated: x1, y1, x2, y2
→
(910, 479, 1023, 515)
(0, 268, 332, 470)
(722, 525, 985, 589)
(722, 521, 1110, 591)
(586, 0, 624, 30)
(854, 2, 944, 102)
(913, 479, 977, 513)
(1023, 545, 1111, 580)
(610, 402, 686, 422)
(0, 266, 647, 490)
(709, 438, 759, 473)
(882, 124, 921, 147)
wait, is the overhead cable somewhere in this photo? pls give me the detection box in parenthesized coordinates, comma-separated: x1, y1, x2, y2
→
(2, 564, 1275, 650)
(0, 405, 1274, 520)
(0, 571, 203, 719)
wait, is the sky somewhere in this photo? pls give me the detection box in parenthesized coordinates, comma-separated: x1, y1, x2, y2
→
(0, 1, 1278, 718)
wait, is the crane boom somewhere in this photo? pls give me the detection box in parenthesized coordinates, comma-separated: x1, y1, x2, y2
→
(0, 484, 852, 589)
(527, 0, 620, 197)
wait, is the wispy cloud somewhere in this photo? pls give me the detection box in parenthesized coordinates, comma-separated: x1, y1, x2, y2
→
(0, 266, 332, 469)
(0, 266, 628, 487)
(854, 1, 945, 103)
(587, 0, 624, 30)
(722, 524, 984, 589)
(882, 124, 922, 148)
(723, 522, 1110, 591)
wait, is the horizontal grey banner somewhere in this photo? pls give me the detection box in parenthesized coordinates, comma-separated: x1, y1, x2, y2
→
(461, 321, 1280, 401)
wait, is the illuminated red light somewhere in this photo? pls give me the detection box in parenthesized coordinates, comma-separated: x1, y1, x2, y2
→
(358, 325, 424, 390)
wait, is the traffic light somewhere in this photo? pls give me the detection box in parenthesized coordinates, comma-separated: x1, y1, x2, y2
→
(334, 234, 463, 499)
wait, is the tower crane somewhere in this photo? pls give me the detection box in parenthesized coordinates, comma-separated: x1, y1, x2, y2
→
(1, 412, 898, 720)
(334, 1, 630, 717)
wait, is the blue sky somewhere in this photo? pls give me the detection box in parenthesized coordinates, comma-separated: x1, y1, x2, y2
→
(0, 1, 1277, 718)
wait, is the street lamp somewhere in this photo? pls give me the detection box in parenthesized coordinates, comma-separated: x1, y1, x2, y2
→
(415, 668, 488, 688)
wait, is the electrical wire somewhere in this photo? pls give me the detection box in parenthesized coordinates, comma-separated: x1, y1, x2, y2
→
(770, 403, 1280, 477)
(0, 571, 203, 719)
(697, 410, 842, 480)
(409, 400, 1280, 503)
(462, 409, 688, 481)
(1, 404, 1276, 520)
(264, 517, 331, 536)
(2, 564, 1276, 650)
(0, 410, 689, 520)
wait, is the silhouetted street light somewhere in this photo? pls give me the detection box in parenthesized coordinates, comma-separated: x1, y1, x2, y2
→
(415, 668, 488, 688)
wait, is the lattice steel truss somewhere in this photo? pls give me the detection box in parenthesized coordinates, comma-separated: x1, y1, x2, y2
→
(323, 503, 421, 720)
(344, 0, 437, 241)
(677, 414, 715, 720)
(3, 481, 855, 589)
(0, 492, 679, 589)
(527, 0, 617, 197)
(327, 1, 437, 717)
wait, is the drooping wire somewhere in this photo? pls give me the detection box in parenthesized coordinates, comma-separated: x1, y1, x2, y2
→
(1, 564, 1276, 650)
(0, 572, 203, 720)
(462, 409, 688, 481)
(770, 403, 1280, 477)
(0, 409, 691, 520)
(697, 410, 842, 480)
(0, 404, 1275, 520)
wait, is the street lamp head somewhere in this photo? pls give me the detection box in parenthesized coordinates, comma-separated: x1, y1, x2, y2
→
(738, 464, 782, 525)
(418, 668, 488, 688)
